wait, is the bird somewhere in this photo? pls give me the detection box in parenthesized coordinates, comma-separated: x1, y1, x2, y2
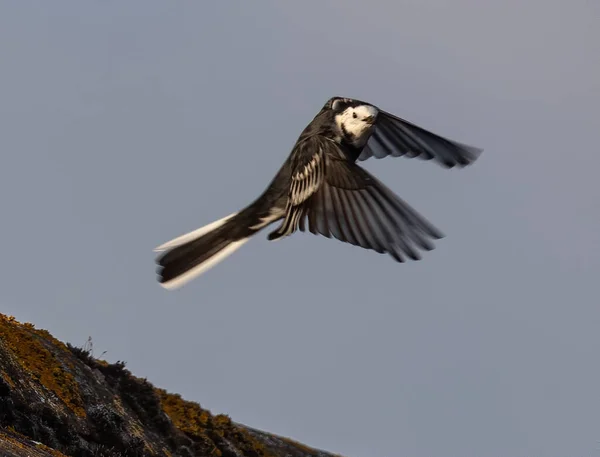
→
(154, 96, 483, 290)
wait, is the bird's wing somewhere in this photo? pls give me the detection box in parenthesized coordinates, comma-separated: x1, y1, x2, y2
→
(267, 136, 327, 240)
(359, 110, 483, 168)
(298, 154, 445, 262)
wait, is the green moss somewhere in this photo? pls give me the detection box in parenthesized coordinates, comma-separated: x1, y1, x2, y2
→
(0, 315, 85, 417)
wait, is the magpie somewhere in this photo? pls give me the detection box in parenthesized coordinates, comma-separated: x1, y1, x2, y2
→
(154, 96, 482, 289)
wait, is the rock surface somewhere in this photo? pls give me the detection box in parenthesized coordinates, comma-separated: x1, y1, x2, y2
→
(0, 314, 341, 457)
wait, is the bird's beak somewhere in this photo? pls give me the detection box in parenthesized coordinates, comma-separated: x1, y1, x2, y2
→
(364, 115, 376, 125)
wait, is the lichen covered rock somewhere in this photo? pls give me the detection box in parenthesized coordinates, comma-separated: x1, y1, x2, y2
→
(0, 314, 342, 457)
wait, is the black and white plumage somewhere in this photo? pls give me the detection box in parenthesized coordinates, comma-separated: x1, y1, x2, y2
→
(155, 97, 483, 289)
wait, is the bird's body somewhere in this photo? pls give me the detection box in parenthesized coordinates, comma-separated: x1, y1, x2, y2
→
(155, 97, 482, 289)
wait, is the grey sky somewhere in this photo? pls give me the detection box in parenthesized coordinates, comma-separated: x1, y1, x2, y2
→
(1, 2, 599, 457)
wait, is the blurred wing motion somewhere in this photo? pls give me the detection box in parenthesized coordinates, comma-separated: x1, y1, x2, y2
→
(359, 110, 483, 168)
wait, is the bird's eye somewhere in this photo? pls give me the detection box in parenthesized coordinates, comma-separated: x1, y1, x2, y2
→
(352, 112, 357, 119)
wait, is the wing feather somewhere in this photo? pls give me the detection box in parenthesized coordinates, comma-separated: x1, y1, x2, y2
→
(359, 110, 483, 168)
(299, 154, 444, 262)
(270, 135, 446, 262)
(268, 137, 327, 240)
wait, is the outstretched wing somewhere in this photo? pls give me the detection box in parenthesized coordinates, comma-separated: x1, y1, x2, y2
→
(359, 110, 483, 168)
(298, 155, 445, 262)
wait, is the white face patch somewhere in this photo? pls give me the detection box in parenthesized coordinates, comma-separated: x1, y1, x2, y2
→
(334, 104, 379, 147)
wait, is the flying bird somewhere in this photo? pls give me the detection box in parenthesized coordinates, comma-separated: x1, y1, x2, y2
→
(155, 97, 482, 289)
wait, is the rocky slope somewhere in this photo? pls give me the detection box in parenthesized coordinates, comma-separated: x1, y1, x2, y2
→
(0, 314, 340, 457)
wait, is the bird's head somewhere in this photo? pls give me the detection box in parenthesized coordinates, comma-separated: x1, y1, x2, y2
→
(327, 97, 378, 148)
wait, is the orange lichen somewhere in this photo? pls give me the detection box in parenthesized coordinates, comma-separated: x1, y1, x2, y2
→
(22, 321, 71, 352)
(156, 388, 222, 456)
(280, 436, 320, 454)
(2, 369, 15, 388)
(156, 388, 221, 455)
(212, 414, 232, 428)
(156, 389, 275, 457)
(0, 430, 69, 457)
(156, 389, 211, 436)
(0, 313, 331, 457)
(35, 443, 69, 457)
(0, 315, 85, 417)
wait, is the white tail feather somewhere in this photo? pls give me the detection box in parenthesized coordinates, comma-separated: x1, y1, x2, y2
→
(154, 212, 237, 252)
(159, 237, 251, 290)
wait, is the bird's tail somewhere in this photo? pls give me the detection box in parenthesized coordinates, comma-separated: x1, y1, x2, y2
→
(154, 206, 270, 290)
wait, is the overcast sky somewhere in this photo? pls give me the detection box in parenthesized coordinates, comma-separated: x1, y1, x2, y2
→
(1, 2, 599, 457)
